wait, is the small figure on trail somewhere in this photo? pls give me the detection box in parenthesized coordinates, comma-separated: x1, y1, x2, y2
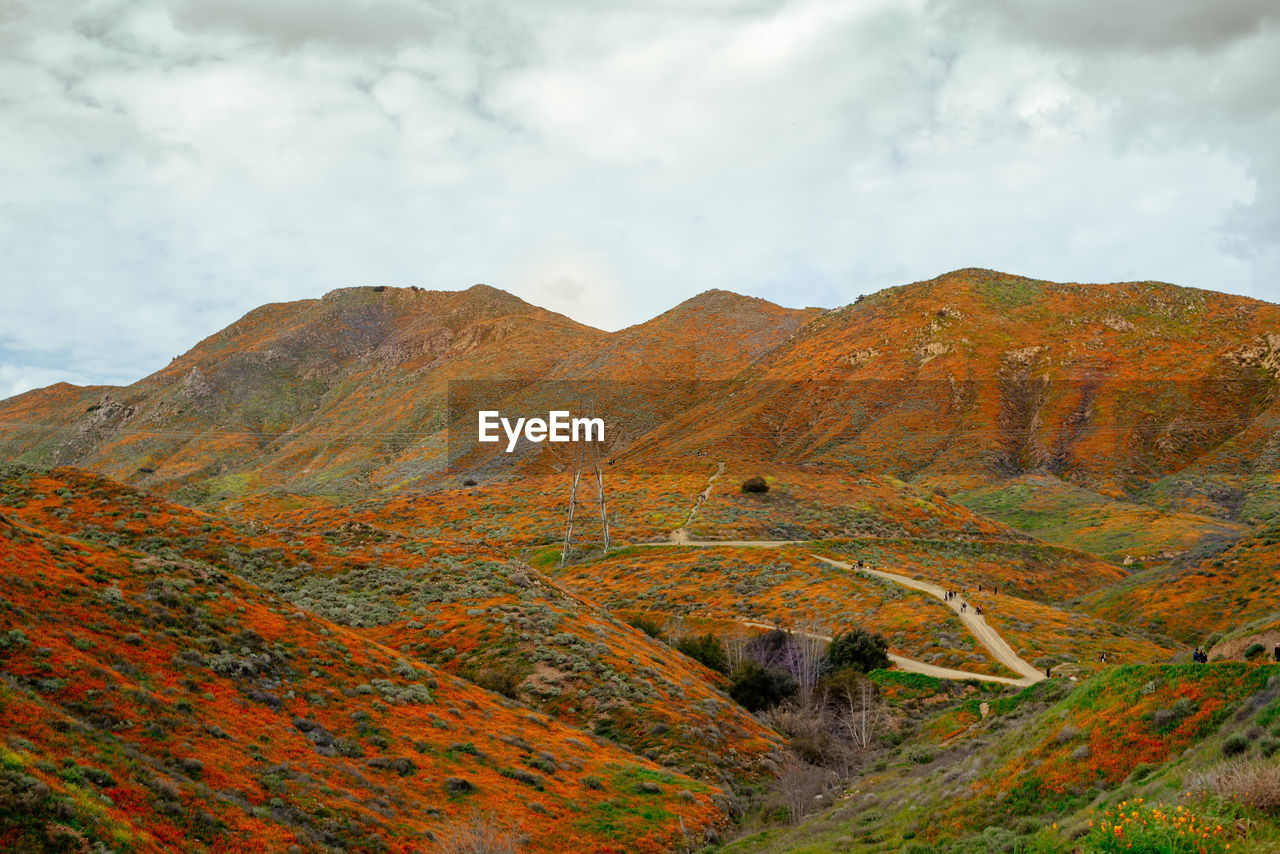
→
(1100, 652, 1107, 663)
(961, 602, 967, 613)
(976, 605, 982, 616)
(1045, 665, 1052, 678)
(994, 585, 998, 596)
(1274, 644, 1279, 662)
(978, 584, 982, 592)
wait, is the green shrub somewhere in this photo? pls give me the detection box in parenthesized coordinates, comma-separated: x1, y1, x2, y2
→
(676, 633, 729, 675)
(729, 660, 797, 711)
(627, 616, 663, 639)
(1223, 733, 1251, 757)
(825, 627, 890, 674)
(1245, 643, 1267, 661)
(905, 745, 934, 765)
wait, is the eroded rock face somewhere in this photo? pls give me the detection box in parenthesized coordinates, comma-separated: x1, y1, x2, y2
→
(847, 347, 881, 367)
(56, 393, 137, 464)
(1225, 332, 1280, 374)
(181, 366, 212, 400)
(914, 340, 950, 363)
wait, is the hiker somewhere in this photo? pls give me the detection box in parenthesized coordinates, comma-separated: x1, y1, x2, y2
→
(978, 584, 982, 592)
(1045, 665, 1052, 678)
(994, 585, 998, 596)
(1100, 652, 1107, 663)
(1274, 644, 1279, 663)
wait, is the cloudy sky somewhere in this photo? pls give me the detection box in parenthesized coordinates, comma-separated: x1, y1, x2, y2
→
(2, 0, 1278, 397)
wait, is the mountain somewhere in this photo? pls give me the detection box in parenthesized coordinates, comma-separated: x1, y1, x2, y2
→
(623, 269, 1280, 501)
(0, 285, 817, 501)
(7, 269, 1280, 852)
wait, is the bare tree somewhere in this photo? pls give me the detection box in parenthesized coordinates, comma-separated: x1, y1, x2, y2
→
(724, 627, 751, 673)
(837, 674, 883, 751)
(665, 614, 688, 645)
(774, 751, 828, 825)
(792, 621, 829, 707)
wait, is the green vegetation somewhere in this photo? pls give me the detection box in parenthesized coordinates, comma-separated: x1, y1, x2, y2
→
(826, 628, 890, 674)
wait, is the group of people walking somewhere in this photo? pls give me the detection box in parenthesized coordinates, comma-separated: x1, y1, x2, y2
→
(1192, 648, 1209, 663)
(945, 584, 993, 616)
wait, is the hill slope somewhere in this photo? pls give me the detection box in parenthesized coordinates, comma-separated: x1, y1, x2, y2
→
(0, 286, 817, 501)
(624, 269, 1280, 504)
(0, 481, 726, 852)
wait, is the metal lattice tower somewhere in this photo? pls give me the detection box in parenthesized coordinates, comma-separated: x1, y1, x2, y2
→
(560, 400, 609, 566)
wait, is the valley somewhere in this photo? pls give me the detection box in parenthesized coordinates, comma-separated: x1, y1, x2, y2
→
(3, 269, 1280, 853)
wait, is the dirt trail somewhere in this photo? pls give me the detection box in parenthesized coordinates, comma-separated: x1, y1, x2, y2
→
(810, 555, 1045, 685)
(650, 480, 1042, 686)
(731, 619, 1029, 686)
(669, 462, 725, 544)
(631, 538, 1043, 686)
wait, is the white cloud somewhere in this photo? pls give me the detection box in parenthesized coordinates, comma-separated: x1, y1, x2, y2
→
(166, 0, 444, 54)
(1, 0, 1278, 397)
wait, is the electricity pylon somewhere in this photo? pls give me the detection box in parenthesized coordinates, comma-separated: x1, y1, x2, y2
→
(560, 400, 609, 566)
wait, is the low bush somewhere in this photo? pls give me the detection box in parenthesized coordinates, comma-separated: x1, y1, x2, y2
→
(1222, 732, 1251, 757)
(676, 633, 729, 675)
(435, 811, 523, 854)
(729, 660, 797, 712)
(627, 616, 664, 639)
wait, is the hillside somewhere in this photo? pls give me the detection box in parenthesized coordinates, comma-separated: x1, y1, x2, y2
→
(0, 476, 728, 853)
(725, 663, 1280, 853)
(7, 270, 1280, 851)
(623, 269, 1280, 501)
(6, 271, 1280, 526)
(0, 465, 783, 788)
(0, 286, 818, 501)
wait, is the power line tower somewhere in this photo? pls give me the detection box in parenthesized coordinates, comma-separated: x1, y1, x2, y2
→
(561, 399, 609, 566)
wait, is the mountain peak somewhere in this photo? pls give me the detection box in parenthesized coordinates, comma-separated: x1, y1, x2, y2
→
(671, 288, 778, 312)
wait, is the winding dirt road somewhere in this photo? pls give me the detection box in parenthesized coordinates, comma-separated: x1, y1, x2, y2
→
(810, 556, 1045, 685)
(631, 463, 1045, 687)
(731, 619, 1031, 686)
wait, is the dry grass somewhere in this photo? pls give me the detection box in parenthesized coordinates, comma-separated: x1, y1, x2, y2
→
(435, 812, 525, 854)
(1191, 759, 1280, 814)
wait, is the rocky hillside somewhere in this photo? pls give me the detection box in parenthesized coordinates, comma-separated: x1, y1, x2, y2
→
(0, 286, 815, 501)
(624, 269, 1280, 506)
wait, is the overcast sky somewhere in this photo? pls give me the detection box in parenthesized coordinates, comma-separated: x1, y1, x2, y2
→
(2, 0, 1278, 397)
